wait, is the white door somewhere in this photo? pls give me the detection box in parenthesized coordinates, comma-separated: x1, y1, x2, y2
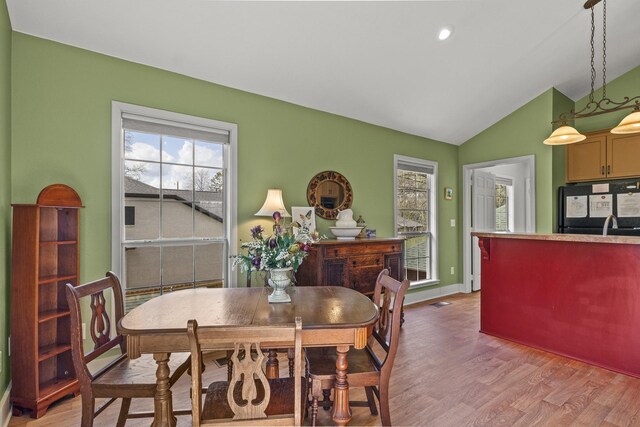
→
(471, 170, 496, 291)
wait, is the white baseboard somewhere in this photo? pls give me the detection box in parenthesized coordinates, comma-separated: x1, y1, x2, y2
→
(403, 283, 465, 306)
(1, 382, 11, 427)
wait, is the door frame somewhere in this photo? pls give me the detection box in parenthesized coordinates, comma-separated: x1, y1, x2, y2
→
(462, 155, 536, 293)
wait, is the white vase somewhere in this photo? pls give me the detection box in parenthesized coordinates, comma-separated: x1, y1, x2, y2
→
(268, 267, 293, 303)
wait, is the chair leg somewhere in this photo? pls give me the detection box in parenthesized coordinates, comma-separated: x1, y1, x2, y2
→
(80, 395, 95, 427)
(311, 396, 319, 427)
(379, 384, 391, 427)
(322, 389, 331, 410)
(364, 386, 378, 416)
(116, 398, 131, 427)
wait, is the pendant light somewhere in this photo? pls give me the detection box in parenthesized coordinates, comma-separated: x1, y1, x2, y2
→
(544, 0, 640, 145)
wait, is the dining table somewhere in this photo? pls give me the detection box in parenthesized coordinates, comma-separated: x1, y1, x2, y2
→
(117, 285, 379, 427)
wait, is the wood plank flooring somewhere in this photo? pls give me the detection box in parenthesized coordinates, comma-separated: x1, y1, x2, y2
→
(9, 291, 640, 426)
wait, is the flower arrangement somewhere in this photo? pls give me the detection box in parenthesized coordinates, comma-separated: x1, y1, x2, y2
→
(232, 212, 312, 273)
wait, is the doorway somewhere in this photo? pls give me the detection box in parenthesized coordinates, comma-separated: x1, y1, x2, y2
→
(462, 155, 536, 293)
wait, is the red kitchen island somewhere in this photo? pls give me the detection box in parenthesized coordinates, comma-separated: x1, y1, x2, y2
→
(472, 232, 640, 378)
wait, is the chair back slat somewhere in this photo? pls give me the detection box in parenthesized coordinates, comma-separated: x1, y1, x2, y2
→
(188, 318, 303, 426)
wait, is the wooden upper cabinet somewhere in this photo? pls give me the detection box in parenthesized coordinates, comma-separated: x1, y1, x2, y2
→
(566, 129, 640, 182)
(607, 133, 640, 179)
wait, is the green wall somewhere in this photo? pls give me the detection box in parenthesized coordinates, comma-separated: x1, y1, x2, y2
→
(458, 88, 557, 233)
(0, 0, 11, 396)
(10, 33, 460, 291)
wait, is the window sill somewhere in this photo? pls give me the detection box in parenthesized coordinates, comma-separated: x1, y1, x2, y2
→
(408, 279, 440, 289)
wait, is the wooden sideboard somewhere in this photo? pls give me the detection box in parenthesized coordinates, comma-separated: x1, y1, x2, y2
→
(296, 237, 404, 296)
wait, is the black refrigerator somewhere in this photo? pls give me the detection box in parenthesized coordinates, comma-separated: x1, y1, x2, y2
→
(558, 179, 640, 235)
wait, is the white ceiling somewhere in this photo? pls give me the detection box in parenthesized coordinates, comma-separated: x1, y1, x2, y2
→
(6, 0, 640, 145)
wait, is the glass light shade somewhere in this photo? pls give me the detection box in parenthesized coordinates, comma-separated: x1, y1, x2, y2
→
(255, 189, 291, 217)
(543, 125, 586, 145)
(611, 110, 640, 134)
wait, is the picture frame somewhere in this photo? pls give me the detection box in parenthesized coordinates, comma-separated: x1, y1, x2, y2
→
(291, 206, 317, 237)
(444, 187, 453, 200)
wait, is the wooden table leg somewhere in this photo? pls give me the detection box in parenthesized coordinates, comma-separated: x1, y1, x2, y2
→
(332, 345, 351, 426)
(152, 352, 177, 427)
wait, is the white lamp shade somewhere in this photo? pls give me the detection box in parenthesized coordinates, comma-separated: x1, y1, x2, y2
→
(543, 125, 586, 145)
(255, 189, 291, 217)
(611, 110, 640, 134)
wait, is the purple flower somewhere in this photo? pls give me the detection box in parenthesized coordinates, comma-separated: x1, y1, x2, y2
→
(301, 243, 310, 252)
(272, 211, 282, 222)
(269, 238, 277, 249)
(250, 225, 264, 239)
(251, 256, 261, 267)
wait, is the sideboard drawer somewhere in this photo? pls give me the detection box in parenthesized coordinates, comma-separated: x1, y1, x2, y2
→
(349, 255, 383, 269)
(327, 243, 400, 258)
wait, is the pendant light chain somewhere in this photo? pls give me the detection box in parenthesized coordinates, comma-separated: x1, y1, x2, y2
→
(602, 0, 607, 99)
(589, 5, 596, 104)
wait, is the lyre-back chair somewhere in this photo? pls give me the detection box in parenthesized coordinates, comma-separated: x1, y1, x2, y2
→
(306, 269, 409, 426)
(65, 272, 190, 427)
(188, 317, 305, 426)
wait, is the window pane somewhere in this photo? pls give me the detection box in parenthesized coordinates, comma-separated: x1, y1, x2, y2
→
(162, 164, 193, 198)
(124, 161, 160, 188)
(195, 141, 223, 168)
(195, 243, 225, 285)
(496, 184, 508, 231)
(125, 246, 161, 289)
(162, 201, 194, 238)
(162, 245, 194, 287)
(162, 136, 193, 165)
(195, 202, 224, 238)
(124, 131, 160, 162)
(125, 199, 160, 240)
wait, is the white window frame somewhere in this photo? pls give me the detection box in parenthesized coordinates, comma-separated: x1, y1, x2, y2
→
(111, 101, 238, 288)
(393, 154, 439, 287)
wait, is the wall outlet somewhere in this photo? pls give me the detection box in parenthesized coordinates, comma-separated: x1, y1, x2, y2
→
(450, 219, 456, 227)
(82, 323, 86, 340)
(450, 267, 455, 275)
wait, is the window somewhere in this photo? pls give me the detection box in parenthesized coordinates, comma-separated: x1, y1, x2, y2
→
(124, 206, 135, 226)
(394, 155, 438, 286)
(112, 102, 237, 311)
(495, 177, 513, 232)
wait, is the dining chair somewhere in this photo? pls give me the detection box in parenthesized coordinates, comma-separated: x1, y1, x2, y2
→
(305, 269, 409, 427)
(187, 316, 305, 426)
(65, 272, 191, 427)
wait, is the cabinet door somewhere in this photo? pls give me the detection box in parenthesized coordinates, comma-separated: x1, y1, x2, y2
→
(607, 133, 640, 179)
(566, 134, 607, 182)
(323, 259, 347, 286)
(384, 253, 403, 281)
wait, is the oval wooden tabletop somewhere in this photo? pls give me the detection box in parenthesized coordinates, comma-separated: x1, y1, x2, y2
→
(118, 286, 378, 335)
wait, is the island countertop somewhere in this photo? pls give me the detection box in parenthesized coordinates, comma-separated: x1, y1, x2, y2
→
(471, 232, 640, 245)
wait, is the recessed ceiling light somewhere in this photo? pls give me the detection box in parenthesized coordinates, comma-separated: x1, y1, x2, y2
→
(438, 27, 453, 41)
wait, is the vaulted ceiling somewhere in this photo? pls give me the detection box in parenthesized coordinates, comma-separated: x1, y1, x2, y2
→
(6, 0, 640, 145)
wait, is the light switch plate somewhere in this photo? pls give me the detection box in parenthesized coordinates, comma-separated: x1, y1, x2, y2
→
(450, 267, 455, 275)
(450, 219, 456, 227)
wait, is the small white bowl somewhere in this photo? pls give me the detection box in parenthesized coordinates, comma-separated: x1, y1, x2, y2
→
(329, 227, 364, 240)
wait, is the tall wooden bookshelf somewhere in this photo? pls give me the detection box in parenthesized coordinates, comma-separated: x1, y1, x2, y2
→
(11, 184, 83, 418)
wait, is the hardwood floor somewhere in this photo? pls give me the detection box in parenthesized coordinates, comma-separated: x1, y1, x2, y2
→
(9, 292, 640, 426)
